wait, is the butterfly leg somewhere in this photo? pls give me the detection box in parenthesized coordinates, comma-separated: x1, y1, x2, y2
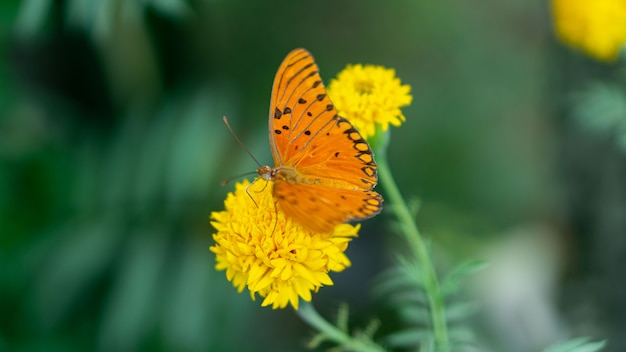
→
(245, 180, 260, 208)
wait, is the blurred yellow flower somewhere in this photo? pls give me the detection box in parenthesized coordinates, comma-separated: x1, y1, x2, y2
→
(552, 0, 626, 62)
(210, 179, 358, 310)
(328, 64, 412, 139)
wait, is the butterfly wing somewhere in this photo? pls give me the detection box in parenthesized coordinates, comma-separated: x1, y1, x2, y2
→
(269, 49, 378, 188)
(268, 48, 382, 231)
(274, 181, 382, 233)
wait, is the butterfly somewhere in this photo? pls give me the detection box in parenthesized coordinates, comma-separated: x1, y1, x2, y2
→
(256, 48, 382, 233)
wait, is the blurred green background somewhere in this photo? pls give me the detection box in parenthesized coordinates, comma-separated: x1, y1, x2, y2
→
(1, 0, 624, 351)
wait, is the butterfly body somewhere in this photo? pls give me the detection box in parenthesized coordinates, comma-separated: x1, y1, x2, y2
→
(258, 48, 382, 233)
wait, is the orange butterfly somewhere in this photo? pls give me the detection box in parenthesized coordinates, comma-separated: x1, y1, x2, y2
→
(257, 48, 382, 233)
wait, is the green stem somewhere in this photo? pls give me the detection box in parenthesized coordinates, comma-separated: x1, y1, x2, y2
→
(296, 302, 385, 352)
(377, 155, 449, 351)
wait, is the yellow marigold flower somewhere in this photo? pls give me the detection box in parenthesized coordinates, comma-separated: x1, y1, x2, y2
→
(210, 179, 358, 310)
(327, 64, 412, 139)
(552, 0, 626, 62)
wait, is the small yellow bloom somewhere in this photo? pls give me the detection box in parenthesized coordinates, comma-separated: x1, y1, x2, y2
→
(327, 64, 412, 139)
(210, 179, 358, 310)
(552, 0, 626, 62)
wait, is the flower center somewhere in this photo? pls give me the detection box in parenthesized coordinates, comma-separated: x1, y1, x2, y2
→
(355, 80, 375, 95)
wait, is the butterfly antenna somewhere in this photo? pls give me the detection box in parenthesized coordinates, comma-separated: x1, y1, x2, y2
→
(223, 116, 263, 168)
(220, 170, 258, 186)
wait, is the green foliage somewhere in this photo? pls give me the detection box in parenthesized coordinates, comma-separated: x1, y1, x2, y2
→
(571, 83, 626, 151)
(299, 303, 385, 352)
(372, 258, 486, 351)
(440, 260, 489, 297)
(1, 88, 260, 351)
(543, 337, 606, 352)
(14, 0, 191, 39)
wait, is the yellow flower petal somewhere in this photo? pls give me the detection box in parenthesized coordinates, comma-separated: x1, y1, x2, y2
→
(552, 0, 626, 62)
(328, 64, 412, 139)
(210, 179, 359, 310)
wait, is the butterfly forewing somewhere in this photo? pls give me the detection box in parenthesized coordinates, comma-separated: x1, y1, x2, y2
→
(266, 48, 382, 232)
(269, 49, 377, 187)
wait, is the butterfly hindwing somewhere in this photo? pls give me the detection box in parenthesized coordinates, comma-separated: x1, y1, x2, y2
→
(274, 181, 382, 233)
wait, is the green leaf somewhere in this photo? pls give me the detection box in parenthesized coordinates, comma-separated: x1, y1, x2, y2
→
(14, 0, 53, 37)
(407, 197, 422, 218)
(384, 328, 433, 348)
(572, 84, 626, 132)
(362, 319, 381, 339)
(371, 267, 422, 299)
(396, 257, 425, 286)
(447, 326, 477, 341)
(36, 217, 124, 327)
(441, 260, 488, 296)
(445, 301, 479, 322)
(307, 333, 328, 349)
(571, 83, 626, 153)
(397, 306, 431, 325)
(98, 228, 171, 352)
(543, 337, 606, 352)
(160, 237, 222, 350)
(165, 91, 229, 209)
(386, 290, 428, 307)
(336, 303, 350, 333)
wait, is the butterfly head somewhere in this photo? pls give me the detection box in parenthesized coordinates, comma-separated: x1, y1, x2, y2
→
(257, 165, 275, 181)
